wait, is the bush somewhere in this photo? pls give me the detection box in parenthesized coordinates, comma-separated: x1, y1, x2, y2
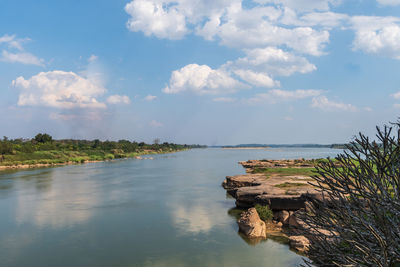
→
(302, 122, 400, 266)
(255, 204, 273, 221)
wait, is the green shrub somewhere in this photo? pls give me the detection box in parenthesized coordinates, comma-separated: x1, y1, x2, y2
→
(255, 204, 273, 221)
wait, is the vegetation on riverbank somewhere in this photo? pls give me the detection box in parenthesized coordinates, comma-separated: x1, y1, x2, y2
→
(0, 133, 205, 168)
(252, 166, 316, 177)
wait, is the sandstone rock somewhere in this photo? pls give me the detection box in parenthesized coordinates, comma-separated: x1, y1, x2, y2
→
(289, 235, 310, 253)
(255, 194, 306, 211)
(288, 210, 307, 229)
(222, 174, 263, 190)
(276, 210, 290, 224)
(237, 208, 267, 238)
(304, 201, 313, 213)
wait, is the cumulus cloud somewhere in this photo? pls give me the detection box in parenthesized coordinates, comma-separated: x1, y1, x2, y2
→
(125, 0, 400, 101)
(107, 95, 131, 104)
(281, 10, 349, 28)
(351, 16, 400, 59)
(125, 0, 188, 39)
(144, 95, 157, 101)
(248, 89, 322, 103)
(226, 47, 316, 76)
(311, 96, 358, 111)
(125, 0, 331, 56)
(233, 69, 279, 87)
(163, 64, 247, 95)
(13, 71, 107, 109)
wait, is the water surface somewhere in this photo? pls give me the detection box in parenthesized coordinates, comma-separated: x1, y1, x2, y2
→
(0, 148, 340, 267)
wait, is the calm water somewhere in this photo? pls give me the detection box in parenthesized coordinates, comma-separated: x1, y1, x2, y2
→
(0, 148, 341, 267)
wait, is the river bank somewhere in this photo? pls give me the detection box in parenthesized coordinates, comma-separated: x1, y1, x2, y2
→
(0, 149, 186, 171)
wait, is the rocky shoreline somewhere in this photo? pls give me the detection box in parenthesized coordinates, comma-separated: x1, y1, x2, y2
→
(223, 159, 325, 253)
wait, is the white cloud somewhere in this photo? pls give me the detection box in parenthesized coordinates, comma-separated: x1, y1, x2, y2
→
(15, 173, 98, 229)
(163, 64, 247, 95)
(125, 0, 188, 40)
(1, 50, 44, 66)
(391, 91, 400, 99)
(149, 120, 163, 127)
(0, 34, 44, 66)
(88, 54, 98, 62)
(107, 95, 131, 104)
(13, 71, 107, 109)
(125, 1, 331, 56)
(254, 0, 341, 12)
(311, 96, 358, 111)
(227, 47, 316, 76)
(209, 4, 330, 56)
(0, 34, 27, 50)
(233, 69, 280, 87)
(248, 89, 322, 103)
(144, 95, 157, 101)
(212, 97, 236, 102)
(376, 0, 400, 6)
(351, 16, 400, 59)
(281, 11, 349, 28)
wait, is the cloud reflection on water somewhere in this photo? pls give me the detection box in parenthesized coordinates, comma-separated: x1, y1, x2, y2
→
(15, 169, 98, 229)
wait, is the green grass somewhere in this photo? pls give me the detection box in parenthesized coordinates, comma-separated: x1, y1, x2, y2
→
(255, 204, 273, 221)
(252, 167, 316, 176)
(0, 149, 183, 167)
(275, 182, 308, 188)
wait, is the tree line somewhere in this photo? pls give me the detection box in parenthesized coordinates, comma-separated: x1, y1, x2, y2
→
(0, 133, 206, 156)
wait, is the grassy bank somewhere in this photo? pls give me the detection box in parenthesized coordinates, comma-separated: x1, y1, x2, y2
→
(0, 134, 205, 169)
(252, 167, 316, 177)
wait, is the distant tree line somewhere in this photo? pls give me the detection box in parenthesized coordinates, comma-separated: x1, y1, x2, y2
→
(0, 133, 206, 157)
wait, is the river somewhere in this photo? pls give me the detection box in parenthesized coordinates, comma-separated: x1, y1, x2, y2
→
(0, 148, 341, 267)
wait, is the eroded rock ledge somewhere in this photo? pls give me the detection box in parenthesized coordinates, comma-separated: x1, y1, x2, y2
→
(223, 159, 325, 253)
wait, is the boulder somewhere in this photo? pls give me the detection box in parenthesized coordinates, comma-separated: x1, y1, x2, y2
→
(288, 210, 306, 229)
(237, 208, 267, 238)
(276, 210, 290, 224)
(289, 235, 310, 253)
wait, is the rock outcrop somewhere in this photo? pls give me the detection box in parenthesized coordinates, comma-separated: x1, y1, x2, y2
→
(222, 160, 322, 210)
(237, 208, 267, 238)
(223, 159, 331, 255)
(289, 235, 310, 253)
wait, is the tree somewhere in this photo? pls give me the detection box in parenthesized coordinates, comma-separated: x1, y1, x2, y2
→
(302, 122, 400, 267)
(34, 133, 53, 143)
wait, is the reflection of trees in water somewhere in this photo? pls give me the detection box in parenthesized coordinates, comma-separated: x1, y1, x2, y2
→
(0, 169, 55, 193)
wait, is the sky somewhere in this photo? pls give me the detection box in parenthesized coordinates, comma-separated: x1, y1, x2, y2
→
(1, 0, 400, 145)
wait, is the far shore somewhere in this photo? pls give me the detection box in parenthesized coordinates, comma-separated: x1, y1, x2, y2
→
(222, 147, 269, 150)
(0, 151, 179, 171)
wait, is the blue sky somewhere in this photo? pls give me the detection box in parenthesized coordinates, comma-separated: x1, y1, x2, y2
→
(1, 0, 400, 145)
